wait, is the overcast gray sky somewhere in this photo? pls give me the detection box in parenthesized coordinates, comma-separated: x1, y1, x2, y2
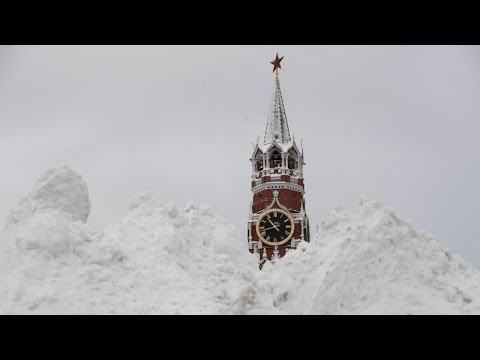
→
(1, 45, 480, 266)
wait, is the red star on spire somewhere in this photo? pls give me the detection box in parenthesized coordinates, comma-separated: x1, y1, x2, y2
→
(270, 53, 284, 73)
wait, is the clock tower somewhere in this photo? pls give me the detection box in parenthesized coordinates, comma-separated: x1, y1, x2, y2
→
(248, 54, 310, 267)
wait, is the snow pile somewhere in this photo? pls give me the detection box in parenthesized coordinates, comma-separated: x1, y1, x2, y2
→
(0, 167, 261, 314)
(259, 197, 480, 314)
(7, 166, 90, 226)
(1, 167, 480, 314)
(95, 193, 262, 314)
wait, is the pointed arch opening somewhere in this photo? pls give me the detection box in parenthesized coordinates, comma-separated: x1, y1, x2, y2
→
(288, 149, 298, 170)
(255, 150, 264, 172)
(269, 149, 282, 168)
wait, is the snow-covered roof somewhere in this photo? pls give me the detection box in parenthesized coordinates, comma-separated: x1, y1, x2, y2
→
(251, 140, 301, 159)
(263, 78, 291, 144)
(250, 77, 304, 160)
(259, 140, 293, 153)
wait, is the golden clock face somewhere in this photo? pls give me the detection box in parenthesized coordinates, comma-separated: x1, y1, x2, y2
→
(256, 208, 295, 246)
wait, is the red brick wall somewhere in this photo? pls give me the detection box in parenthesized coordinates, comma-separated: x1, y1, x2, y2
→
(251, 188, 302, 214)
(277, 189, 302, 212)
(293, 223, 301, 238)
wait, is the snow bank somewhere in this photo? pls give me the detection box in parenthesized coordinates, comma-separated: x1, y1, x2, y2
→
(7, 166, 90, 226)
(0, 168, 261, 314)
(258, 197, 480, 314)
(1, 167, 480, 314)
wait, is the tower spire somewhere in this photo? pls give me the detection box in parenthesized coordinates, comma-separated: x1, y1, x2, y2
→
(264, 54, 291, 144)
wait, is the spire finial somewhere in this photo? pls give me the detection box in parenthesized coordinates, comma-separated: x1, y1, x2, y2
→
(270, 53, 284, 79)
(263, 54, 291, 144)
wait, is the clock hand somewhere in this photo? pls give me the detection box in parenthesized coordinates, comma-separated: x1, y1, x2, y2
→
(267, 219, 280, 231)
(263, 225, 280, 231)
(267, 219, 278, 230)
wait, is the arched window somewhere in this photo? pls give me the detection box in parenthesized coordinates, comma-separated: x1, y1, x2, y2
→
(270, 150, 282, 168)
(288, 149, 297, 170)
(254, 151, 263, 171)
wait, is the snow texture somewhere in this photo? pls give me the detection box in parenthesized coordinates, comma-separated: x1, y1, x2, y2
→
(258, 197, 480, 314)
(6, 166, 90, 226)
(1, 167, 479, 314)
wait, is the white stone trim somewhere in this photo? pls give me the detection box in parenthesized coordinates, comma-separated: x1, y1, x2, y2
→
(252, 181, 304, 195)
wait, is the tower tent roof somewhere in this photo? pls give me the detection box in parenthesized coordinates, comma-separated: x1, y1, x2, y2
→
(264, 78, 291, 145)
